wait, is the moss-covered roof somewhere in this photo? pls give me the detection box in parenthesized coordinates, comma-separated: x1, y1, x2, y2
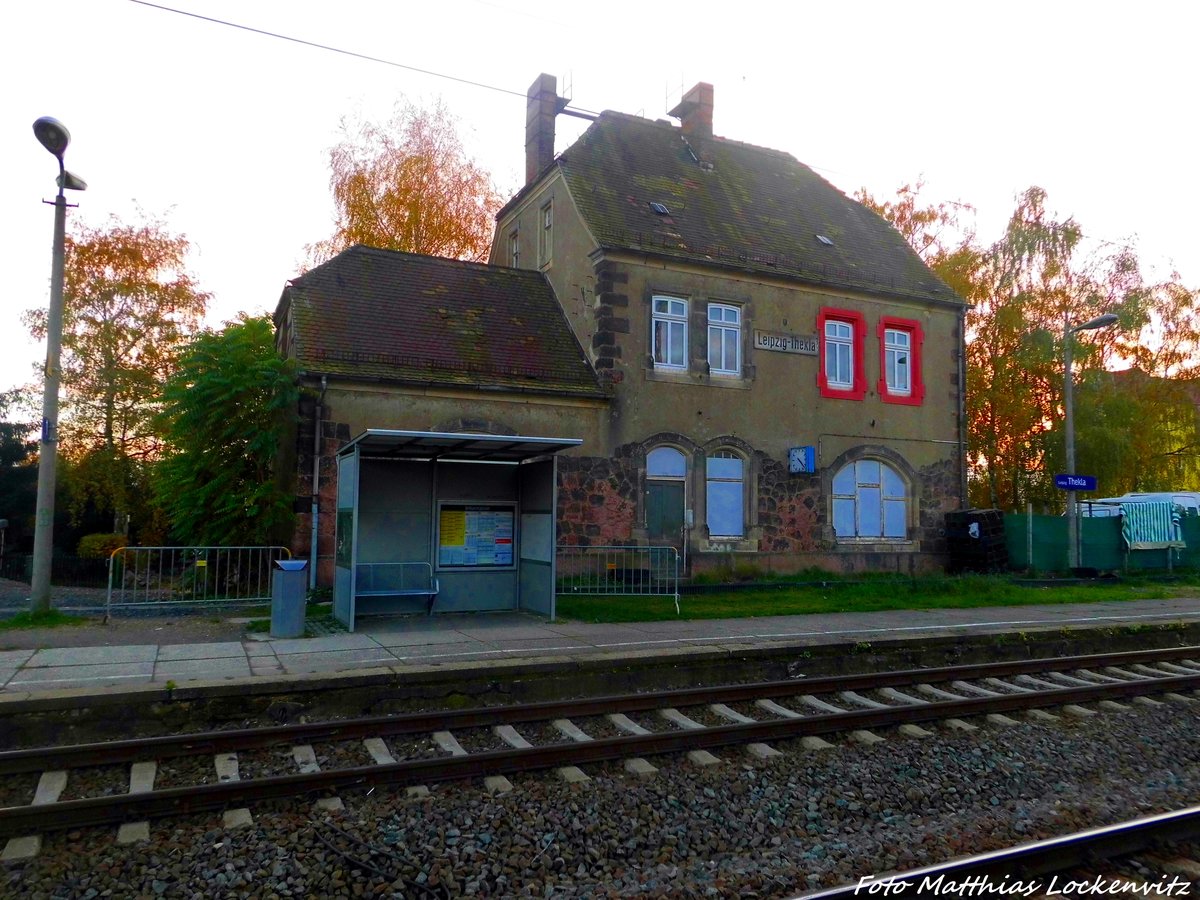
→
(556, 112, 960, 305)
(281, 245, 604, 398)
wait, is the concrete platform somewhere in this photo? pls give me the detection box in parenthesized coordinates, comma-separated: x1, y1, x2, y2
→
(1, 597, 1199, 698)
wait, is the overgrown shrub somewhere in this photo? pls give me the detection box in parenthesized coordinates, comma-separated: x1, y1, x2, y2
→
(77, 533, 126, 559)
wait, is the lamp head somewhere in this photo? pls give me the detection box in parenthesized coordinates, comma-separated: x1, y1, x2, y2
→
(33, 117, 70, 159)
(57, 171, 87, 192)
(1073, 313, 1120, 333)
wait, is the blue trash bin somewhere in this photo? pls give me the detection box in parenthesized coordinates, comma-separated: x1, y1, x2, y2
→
(270, 559, 309, 638)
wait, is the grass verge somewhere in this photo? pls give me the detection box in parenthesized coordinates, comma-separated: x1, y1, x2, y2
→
(555, 573, 1200, 623)
(0, 609, 89, 630)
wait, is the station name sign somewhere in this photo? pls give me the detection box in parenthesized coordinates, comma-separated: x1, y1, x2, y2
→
(753, 329, 818, 356)
(1055, 473, 1097, 491)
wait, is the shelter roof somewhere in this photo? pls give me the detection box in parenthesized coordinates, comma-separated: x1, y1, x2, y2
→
(340, 429, 581, 462)
(279, 245, 604, 398)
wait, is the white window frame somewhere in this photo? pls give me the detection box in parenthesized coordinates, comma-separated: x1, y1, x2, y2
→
(538, 201, 553, 267)
(885, 328, 911, 395)
(831, 459, 907, 540)
(508, 227, 519, 268)
(706, 450, 745, 537)
(652, 296, 689, 370)
(707, 304, 741, 376)
(824, 320, 853, 390)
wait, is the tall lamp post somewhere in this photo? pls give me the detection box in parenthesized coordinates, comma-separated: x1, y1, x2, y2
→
(29, 118, 86, 614)
(1064, 312, 1119, 573)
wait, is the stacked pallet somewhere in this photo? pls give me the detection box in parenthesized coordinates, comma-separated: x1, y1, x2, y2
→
(944, 509, 1008, 573)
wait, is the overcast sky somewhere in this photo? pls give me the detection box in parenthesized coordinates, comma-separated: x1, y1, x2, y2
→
(2, 0, 1196, 399)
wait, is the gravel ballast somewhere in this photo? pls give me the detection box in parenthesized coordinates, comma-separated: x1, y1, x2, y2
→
(6, 700, 1200, 898)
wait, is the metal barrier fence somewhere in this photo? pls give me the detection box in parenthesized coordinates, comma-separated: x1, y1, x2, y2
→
(555, 545, 680, 614)
(106, 546, 292, 617)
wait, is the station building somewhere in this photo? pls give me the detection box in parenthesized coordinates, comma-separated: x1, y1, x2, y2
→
(274, 76, 967, 597)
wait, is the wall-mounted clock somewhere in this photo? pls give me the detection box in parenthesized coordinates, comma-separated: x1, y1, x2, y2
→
(788, 446, 815, 474)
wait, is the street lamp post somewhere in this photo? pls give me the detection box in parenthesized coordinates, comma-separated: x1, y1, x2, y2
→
(1064, 312, 1119, 573)
(29, 117, 86, 614)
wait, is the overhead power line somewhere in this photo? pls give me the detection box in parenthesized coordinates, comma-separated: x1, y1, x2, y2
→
(127, 0, 528, 99)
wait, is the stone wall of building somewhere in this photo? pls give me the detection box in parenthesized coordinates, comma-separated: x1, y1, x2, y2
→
(756, 454, 824, 554)
(556, 454, 639, 546)
(917, 456, 962, 554)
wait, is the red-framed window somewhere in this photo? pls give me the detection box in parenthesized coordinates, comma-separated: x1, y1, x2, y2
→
(877, 316, 925, 405)
(817, 308, 867, 400)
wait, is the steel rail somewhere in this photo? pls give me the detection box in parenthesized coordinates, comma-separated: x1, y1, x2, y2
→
(802, 804, 1200, 898)
(2, 670, 1200, 838)
(3, 644, 1199, 775)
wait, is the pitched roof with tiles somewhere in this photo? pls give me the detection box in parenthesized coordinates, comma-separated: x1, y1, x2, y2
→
(550, 112, 961, 305)
(279, 245, 604, 398)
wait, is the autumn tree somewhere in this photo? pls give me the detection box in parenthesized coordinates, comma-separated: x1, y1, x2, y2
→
(22, 213, 210, 534)
(155, 316, 298, 546)
(308, 99, 505, 265)
(862, 183, 1200, 510)
(854, 179, 982, 303)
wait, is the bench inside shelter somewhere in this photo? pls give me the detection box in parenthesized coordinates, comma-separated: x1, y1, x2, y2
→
(354, 562, 439, 615)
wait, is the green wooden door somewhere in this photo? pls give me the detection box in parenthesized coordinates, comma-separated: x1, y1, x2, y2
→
(646, 481, 684, 547)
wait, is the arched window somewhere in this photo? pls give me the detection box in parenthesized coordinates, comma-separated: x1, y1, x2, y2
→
(647, 446, 686, 478)
(706, 450, 744, 537)
(832, 459, 907, 539)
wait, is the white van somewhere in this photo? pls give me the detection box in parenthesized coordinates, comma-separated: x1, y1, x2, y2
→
(1079, 492, 1200, 517)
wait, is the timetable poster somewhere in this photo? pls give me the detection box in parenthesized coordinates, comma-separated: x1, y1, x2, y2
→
(438, 505, 515, 567)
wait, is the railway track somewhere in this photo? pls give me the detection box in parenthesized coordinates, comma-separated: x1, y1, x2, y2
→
(4, 644, 1200, 854)
(806, 804, 1200, 897)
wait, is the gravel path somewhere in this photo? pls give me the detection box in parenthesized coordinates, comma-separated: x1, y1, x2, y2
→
(0, 578, 248, 650)
(6, 700, 1200, 897)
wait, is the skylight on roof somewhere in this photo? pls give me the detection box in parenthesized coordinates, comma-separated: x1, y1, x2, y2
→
(816, 234, 834, 246)
(649, 201, 671, 216)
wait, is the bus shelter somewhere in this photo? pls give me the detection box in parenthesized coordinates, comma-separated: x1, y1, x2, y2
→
(333, 429, 580, 631)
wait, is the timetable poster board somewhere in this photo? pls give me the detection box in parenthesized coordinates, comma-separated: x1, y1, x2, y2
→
(438, 504, 515, 568)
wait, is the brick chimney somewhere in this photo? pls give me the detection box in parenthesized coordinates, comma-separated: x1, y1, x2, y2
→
(525, 73, 561, 185)
(668, 82, 714, 139)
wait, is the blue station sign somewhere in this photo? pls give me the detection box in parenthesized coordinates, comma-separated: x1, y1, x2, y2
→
(1055, 473, 1097, 491)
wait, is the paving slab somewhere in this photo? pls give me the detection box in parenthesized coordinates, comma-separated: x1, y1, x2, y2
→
(542, 623, 647, 640)
(267, 634, 382, 654)
(24, 645, 158, 667)
(388, 642, 495, 661)
(7, 661, 155, 688)
(454, 626, 563, 641)
(0, 650, 34, 667)
(156, 642, 247, 662)
(437, 613, 536, 630)
(154, 658, 253, 681)
(392, 651, 503, 668)
(0, 669, 15, 688)
(276, 649, 398, 672)
(371, 629, 479, 648)
(485, 637, 594, 653)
